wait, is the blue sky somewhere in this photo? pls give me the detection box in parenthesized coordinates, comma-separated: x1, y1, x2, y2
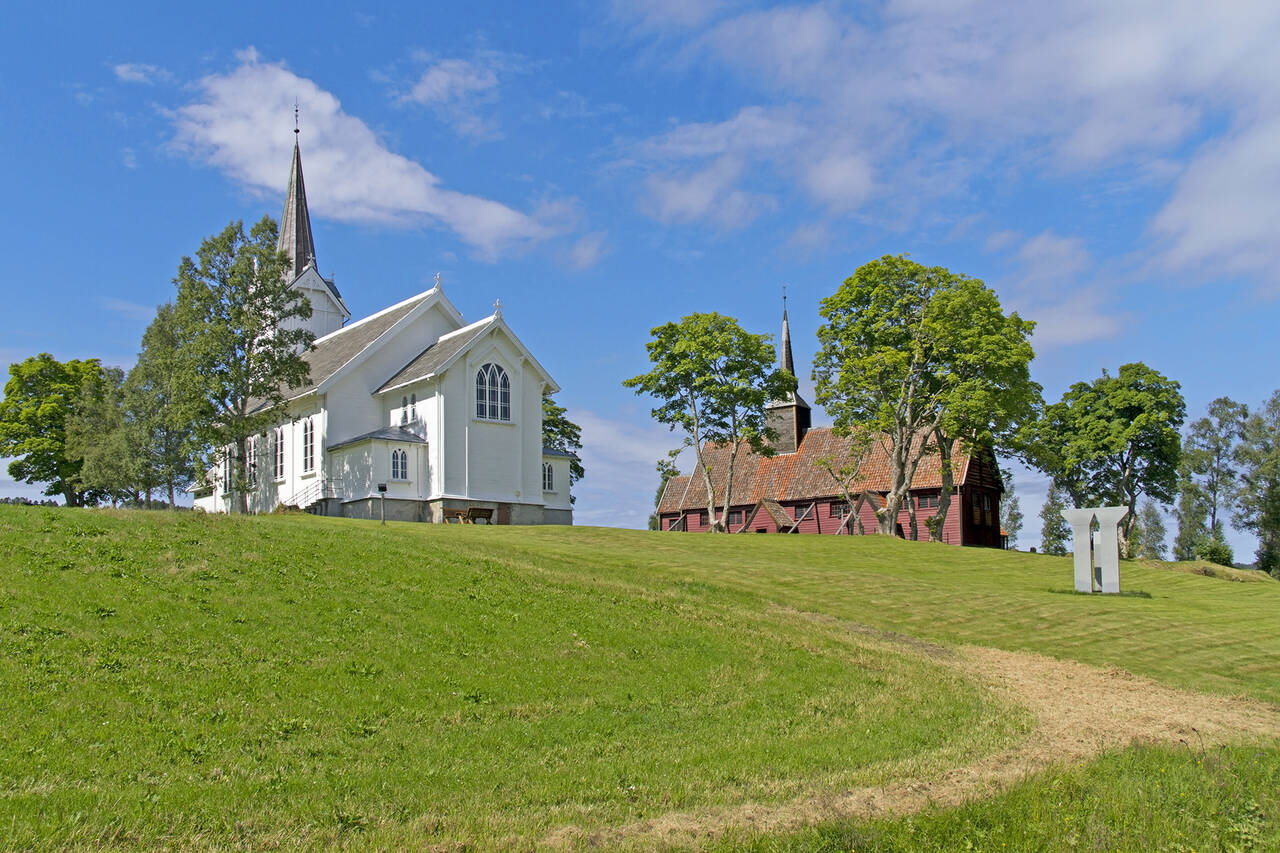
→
(2, 1, 1277, 554)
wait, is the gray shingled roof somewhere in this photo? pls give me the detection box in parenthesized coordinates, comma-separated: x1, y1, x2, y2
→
(250, 292, 433, 413)
(375, 318, 493, 394)
(328, 426, 427, 451)
(541, 446, 578, 458)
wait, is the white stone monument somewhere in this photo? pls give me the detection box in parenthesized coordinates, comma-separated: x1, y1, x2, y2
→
(1062, 506, 1129, 593)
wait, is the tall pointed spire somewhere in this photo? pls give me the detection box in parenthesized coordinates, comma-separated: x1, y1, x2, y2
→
(780, 287, 795, 376)
(277, 123, 316, 280)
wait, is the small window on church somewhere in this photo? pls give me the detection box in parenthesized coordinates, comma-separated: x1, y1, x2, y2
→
(401, 396, 408, 426)
(542, 462, 554, 492)
(475, 363, 511, 421)
(391, 449, 408, 481)
(302, 418, 314, 473)
(410, 392, 416, 422)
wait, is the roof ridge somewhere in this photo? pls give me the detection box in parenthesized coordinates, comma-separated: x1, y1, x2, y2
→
(311, 287, 438, 345)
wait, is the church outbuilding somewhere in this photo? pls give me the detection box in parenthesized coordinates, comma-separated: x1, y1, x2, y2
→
(192, 137, 572, 524)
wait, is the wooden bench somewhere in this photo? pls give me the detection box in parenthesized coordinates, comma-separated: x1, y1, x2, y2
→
(443, 507, 495, 525)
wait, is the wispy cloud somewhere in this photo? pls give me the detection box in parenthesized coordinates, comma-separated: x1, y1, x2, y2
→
(101, 297, 154, 322)
(399, 55, 508, 140)
(614, 0, 1280, 277)
(568, 231, 608, 270)
(171, 49, 565, 260)
(993, 230, 1126, 347)
(112, 63, 173, 85)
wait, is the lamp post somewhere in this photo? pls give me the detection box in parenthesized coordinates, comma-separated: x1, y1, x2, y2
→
(377, 483, 387, 525)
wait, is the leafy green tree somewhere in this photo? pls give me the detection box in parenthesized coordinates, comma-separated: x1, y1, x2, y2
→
(813, 254, 1038, 538)
(541, 393, 584, 502)
(175, 217, 313, 513)
(1039, 481, 1070, 556)
(1183, 397, 1247, 536)
(1023, 363, 1185, 553)
(648, 447, 684, 530)
(1000, 473, 1024, 549)
(1127, 500, 1168, 560)
(0, 353, 108, 506)
(1172, 470, 1209, 561)
(127, 303, 200, 506)
(625, 313, 794, 533)
(1234, 389, 1280, 577)
(1195, 536, 1234, 567)
(65, 366, 147, 506)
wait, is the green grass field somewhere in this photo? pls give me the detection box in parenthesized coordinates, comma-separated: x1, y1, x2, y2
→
(1, 505, 1277, 850)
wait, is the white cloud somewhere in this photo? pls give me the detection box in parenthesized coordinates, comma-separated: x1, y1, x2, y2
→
(994, 230, 1127, 347)
(568, 231, 608, 270)
(786, 222, 829, 251)
(573, 410, 690, 528)
(171, 52, 563, 260)
(984, 230, 1020, 253)
(400, 56, 505, 140)
(113, 63, 173, 85)
(643, 156, 775, 229)
(0, 459, 54, 502)
(1149, 116, 1280, 291)
(618, 0, 1280, 269)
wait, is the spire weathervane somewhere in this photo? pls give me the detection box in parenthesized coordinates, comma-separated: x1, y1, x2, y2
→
(294, 98, 300, 136)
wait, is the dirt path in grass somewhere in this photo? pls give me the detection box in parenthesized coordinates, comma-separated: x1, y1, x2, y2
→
(544, 644, 1280, 850)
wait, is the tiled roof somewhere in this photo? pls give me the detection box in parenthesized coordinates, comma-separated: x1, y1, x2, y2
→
(375, 317, 493, 393)
(657, 427, 975, 514)
(541, 446, 577, 458)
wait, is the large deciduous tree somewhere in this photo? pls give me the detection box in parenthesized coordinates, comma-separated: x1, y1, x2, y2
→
(0, 353, 108, 506)
(175, 217, 313, 513)
(813, 255, 1038, 538)
(128, 303, 201, 506)
(1234, 390, 1280, 577)
(1182, 396, 1247, 537)
(1023, 362, 1185, 552)
(65, 366, 147, 506)
(625, 313, 794, 533)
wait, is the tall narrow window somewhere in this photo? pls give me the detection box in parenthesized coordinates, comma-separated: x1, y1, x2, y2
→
(410, 392, 416, 422)
(401, 396, 408, 426)
(391, 448, 408, 480)
(273, 427, 286, 480)
(542, 462, 554, 491)
(475, 363, 511, 421)
(302, 418, 314, 473)
(246, 436, 258, 487)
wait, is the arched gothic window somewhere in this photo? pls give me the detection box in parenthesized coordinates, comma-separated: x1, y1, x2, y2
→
(475, 363, 511, 421)
(542, 462, 554, 492)
(302, 418, 315, 473)
(391, 448, 408, 480)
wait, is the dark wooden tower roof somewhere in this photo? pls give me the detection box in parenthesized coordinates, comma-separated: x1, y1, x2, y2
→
(277, 138, 317, 279)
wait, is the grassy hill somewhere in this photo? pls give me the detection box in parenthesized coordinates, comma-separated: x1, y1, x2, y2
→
(1, 505, 1277, 850)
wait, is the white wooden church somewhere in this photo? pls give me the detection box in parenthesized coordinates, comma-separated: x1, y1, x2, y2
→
(192, 138, 574, 524)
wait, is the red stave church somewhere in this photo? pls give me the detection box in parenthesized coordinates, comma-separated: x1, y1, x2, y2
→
(655, 304, 1006, 547)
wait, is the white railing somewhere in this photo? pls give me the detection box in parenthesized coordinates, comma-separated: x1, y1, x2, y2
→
(285, 477, 345, 510)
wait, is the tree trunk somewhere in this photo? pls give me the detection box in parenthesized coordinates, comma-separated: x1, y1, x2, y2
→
(168, 482, 176, 508)
(906, 495, 919, 540)
(928, 431, 956, 543)
(235, 437, 250, 515)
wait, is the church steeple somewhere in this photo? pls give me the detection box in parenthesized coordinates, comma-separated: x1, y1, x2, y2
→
(780, 289, 795, 377)
(766, 287, 811, 454)
(277, 130, 316, 280)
